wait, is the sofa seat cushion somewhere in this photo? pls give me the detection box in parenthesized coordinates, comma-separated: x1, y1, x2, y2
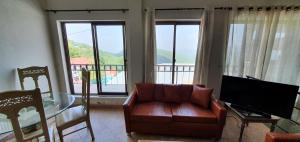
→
(171, 102, 217, 123)
(131, 102, 172, 123)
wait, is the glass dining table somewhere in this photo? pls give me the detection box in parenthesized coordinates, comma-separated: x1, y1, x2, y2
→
(0, 93, 75, 135)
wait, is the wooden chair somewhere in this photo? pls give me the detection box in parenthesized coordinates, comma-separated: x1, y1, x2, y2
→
(0, 88, 54, 142)
(55, 68, 95, 142)
(17, 66, 53, 99)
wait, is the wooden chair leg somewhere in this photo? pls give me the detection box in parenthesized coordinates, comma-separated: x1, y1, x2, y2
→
(57, 129, 64, 142)
(86, 120, 95, 141)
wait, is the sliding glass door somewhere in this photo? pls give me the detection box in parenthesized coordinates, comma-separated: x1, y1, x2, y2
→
(155, 24, 174, 84)
(62, 22, 127, 95)
(94, 23, 127, 93)
(155, 21, 200, 84)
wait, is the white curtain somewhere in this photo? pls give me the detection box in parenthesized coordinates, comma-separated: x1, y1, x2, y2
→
(265, 9, 300, 86)
(225, 8, 280, 79)
(193, 9, 212, 85)
(208, 8, 231, 96)
(144, 8, 156, 83)
(225, 7, 300, 87)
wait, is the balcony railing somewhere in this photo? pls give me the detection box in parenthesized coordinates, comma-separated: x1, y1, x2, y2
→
(155, 64, 195, 84)
(70, 64, 126, 93)
(70, 64, 194, 93)
(71, 64, 194, 84)
(71, 64, 125, 85)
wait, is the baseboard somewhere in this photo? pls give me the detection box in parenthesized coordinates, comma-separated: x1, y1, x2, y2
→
(90, 104, 123, 109)
(73, 95, 128, 106)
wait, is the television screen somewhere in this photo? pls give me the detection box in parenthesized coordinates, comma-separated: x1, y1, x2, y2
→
(220, 75, 299, 119)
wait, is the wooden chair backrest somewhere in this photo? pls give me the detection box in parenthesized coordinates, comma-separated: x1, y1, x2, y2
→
(0, 89, 50, 141)
(17, 66, 53, 99)
(81, 68, 91, 116)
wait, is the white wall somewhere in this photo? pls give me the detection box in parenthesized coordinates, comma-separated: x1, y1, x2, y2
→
(0, 0, 59, 92)
(46, 0, 128, 9)
(143, 0, 300, 8)
(44, 0, 300, 97)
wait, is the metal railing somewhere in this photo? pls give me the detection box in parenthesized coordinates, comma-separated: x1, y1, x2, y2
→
(71, 64, 195, 85)
(70, 64, 125, 85)
(155, 64, 195, 84)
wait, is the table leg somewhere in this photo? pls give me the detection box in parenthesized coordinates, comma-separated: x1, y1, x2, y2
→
(270, 123, 276, 132)
(239, 122, 246, 142)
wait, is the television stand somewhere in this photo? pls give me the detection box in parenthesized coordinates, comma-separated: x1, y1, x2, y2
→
(225, 103, 279, 142)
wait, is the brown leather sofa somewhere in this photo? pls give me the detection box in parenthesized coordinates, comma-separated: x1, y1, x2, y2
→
(123, 83, 227, 140)
(265, 132, 300, 142)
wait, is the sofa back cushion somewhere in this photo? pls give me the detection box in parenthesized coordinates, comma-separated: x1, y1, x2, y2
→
(163, 85, 181, 103)
(136, 83, 207, 103)
(136, 83, 155, 102)
(179, 85, 193, 101)
(154, 84, 165, 101)
(190, 85, 213, 109)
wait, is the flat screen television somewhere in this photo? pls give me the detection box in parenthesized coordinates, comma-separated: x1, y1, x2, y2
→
(220, 75, 299, 119)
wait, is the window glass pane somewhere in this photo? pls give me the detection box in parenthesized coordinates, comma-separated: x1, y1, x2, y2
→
(65, 23, 97, 94)
(155, 25, 174, 84)
(175, 25, 199, 84)
(96, 25, 126, 93)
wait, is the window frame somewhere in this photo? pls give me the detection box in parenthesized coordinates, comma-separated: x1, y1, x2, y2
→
(155, 21, 201, 84)
(61, 21, 128, 95)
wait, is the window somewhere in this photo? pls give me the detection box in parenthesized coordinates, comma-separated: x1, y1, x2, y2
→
(62, 22, 127, 95)
(155, 21, 200, 84)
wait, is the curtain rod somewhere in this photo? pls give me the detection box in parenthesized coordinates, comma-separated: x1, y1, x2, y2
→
(215, 6, 299, 10)
(155, 8, 204, 11)
(45, 9, 129, 13)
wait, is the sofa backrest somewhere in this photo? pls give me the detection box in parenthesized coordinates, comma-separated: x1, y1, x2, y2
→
(135, 83, 205, 103)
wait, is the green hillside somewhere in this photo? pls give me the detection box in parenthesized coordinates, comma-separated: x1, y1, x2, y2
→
(68, 40, 123, 65)
(68, 40, 195, 65)
(156, 48, 195, 64)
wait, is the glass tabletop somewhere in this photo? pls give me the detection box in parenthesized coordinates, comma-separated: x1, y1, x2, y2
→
(266, 97, 300, 133)
(0, 93, 75, 134)
(273, 107, 300, 133)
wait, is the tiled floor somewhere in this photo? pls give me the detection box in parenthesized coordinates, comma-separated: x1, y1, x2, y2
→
(0, 107, 270, 142)
(61, 107, 269, 142)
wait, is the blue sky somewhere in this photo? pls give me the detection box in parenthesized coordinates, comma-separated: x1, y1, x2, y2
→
(66, 23, 123, 54)
(66, 23, 93, 46)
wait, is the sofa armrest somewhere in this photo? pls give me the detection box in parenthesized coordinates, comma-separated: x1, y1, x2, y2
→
(123, 90, 137, 133)
(211, 99, 227, 125)
(265, 132, 300, 142)
(123, 90, 137, 112)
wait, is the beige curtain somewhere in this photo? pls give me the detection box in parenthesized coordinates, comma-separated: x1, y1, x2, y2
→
(193, 10, 212, 85)
(144, 8, 156, 83)
(265, 9, 300, 86)
(209, 8, 231, 96)
(225, 8, 280, 79)
(225, 7, 300, 87)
